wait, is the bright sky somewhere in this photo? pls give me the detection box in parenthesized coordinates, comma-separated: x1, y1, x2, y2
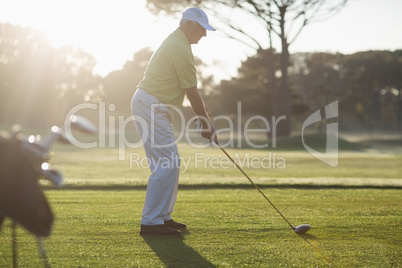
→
(0, 0, 401, 80)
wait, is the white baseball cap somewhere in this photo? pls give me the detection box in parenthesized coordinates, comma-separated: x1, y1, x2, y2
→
(182, 7, 216, 31)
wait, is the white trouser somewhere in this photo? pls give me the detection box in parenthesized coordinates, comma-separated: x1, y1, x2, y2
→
(131, 89, 180, 226)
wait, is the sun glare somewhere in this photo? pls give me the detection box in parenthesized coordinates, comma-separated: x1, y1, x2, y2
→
(1, 0, 178, 76)
(2, 0, 402, 79)
(1, 1, 241, 78)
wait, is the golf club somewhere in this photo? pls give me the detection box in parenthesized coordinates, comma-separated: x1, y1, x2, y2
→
(215, 142, 310, 234)
(70, 115, 98, 134)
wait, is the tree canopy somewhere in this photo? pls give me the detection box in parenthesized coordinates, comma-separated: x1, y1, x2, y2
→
(1, 23, 400, 133)
(0, 23, 102, 126)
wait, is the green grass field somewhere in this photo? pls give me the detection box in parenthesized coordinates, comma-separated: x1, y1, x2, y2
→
(0, 136, 401, 267)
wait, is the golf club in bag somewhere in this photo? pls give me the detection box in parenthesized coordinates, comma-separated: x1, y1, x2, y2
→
(0, 115, 97, 267)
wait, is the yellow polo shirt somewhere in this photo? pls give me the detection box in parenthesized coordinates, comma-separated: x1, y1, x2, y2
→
(138, 28, 197, 107)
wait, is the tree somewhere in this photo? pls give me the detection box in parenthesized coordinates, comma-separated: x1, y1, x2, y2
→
(291, 52, 344, 110)
(102, 47, 154, 113)
(52, 46, 103, 121)
(213, 49, 277, 117)
(145, 0, 348, 137)
(290, 52, 344, 132)
(0, 23, 56, 126)
(289, 50, 402, 132)
(0, 23, 102, 127)
(340, 50, 402, 130)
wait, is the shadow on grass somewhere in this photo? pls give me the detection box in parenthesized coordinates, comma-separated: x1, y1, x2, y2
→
(297, 233, 332, 264)
(140, 231, 215, 268)
(298, 233, 320, 240)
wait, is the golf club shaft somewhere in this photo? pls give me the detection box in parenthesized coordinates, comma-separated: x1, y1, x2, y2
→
(216, 143, 295, 230)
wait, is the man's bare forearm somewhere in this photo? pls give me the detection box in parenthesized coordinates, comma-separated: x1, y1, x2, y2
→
(186, 87, 210, 123)
(186, 86, 218, 143)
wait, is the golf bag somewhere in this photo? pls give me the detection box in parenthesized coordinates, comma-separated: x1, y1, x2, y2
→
(0, 130, 54, 237)
(0, 116, 97, 267)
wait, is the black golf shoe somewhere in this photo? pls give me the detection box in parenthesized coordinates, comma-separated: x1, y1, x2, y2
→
(139, 224, 181, 236)
(164, 219, 186, 229)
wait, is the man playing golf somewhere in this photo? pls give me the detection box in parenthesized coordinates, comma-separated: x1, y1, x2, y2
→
(131, 7, 218, 236)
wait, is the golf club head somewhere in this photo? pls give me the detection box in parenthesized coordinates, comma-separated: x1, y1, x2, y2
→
(21, 139, 50, 162)
(52, 126, 70, 144)
(293, 224, 311, 234)
(41, 163, 63, 187)
(70, 115, 97, 134)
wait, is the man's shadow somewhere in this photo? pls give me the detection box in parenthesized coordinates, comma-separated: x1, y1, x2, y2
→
(141, 230, 215, 268)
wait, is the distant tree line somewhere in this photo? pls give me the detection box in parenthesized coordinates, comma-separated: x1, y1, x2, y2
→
(0, 23, 103, 127)
(207, 49, 402, 132)
(1, 23, 401, 133)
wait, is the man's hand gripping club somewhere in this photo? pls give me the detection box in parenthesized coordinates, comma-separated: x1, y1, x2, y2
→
(194, 117, 218, 144)
(186, 87, 218, 144)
